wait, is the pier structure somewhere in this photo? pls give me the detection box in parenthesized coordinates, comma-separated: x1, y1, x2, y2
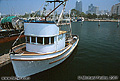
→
(0, 54, 11, 67)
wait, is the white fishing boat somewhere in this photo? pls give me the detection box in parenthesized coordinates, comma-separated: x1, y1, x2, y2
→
(9, 0, 79, 77)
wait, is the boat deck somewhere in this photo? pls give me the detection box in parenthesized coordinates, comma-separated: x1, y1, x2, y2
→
(59, 31, 67, 35)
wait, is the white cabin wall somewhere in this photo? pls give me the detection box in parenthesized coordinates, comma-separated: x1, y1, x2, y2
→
(26, 34, 66, 53)
(26, 43, 56, 53)
(57, 34, 65, 51)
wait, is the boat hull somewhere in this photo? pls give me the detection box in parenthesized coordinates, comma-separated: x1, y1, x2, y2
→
(10, 38, 79, 77)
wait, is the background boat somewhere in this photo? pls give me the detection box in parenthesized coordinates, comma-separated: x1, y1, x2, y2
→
(0, 16, 24, 43)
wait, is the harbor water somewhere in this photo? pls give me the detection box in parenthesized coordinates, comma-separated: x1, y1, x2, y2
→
(0, 21, 120, 80)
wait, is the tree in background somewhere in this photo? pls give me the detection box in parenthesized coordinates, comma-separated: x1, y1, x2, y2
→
(87, 13, 92, 19)
(71, 9, 80, 17)
(80, 12, 87, 18)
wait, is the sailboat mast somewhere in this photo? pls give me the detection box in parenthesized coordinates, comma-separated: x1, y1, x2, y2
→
(69, 10, 72, 37)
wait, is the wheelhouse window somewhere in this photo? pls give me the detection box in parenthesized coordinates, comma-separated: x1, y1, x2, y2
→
(26, 36, 30, 43)
(31, 37, 36, 43)
(51, 37, 54, 44)
(37, 37, 43, 44)
(63, 20, 66, 23)
(44, 37, 49, 45)
(26, 36, 54, 45)
(67, 21, 69, 23)
(60, 21, 62, 24)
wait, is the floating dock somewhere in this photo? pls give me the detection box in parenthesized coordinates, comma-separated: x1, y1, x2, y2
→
(0, 54, 11, 67)
(87, 19, 119, 22)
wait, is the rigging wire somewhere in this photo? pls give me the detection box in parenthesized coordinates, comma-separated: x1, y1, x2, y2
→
(57, 2, 66, 25)
(11, 0, 46, 48)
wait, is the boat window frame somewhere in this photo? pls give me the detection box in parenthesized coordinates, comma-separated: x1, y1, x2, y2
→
(26, 36, 55, 45)
(26, 36, 30, 43)
(37, 37, 43, 44)
(51, 37, 54, 44)
(44, 37, 49, 45)
(31, 36, 36, 44)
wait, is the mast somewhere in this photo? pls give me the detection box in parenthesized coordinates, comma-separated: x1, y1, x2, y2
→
(57, 1, 66, 24)
(69, 10, 72, 37)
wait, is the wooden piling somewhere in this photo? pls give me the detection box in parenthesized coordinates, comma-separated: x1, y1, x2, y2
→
(98, 20, 100, 26)
(117, 19, 119, 27)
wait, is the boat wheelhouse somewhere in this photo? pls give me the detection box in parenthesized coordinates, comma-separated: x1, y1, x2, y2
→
(24, 21, 66, 53)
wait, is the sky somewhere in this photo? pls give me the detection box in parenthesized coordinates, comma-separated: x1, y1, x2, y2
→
(0, 0, 119, 15)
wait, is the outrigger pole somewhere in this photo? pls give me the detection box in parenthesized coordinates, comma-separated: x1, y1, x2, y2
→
(45, 0, 67, 21)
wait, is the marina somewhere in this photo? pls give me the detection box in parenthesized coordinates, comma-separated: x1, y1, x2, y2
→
(0, 21, 120, 80)
(0, 0, 120, 80)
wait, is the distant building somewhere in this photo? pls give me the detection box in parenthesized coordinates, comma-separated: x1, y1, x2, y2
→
(111, 3, 120, 15)
(94, 6, 99, 15)
(98, 10, 110, 15)
(104, 10, 109, 15)
(86, 4, 110, 15)
(75, 0, 82, 13)
(86, 4, 99, 15)
(88, 4, 94, 14)
(111, 5, 115, 15)
(99, 10, 104, 15)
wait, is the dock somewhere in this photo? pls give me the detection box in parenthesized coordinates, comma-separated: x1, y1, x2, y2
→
(0, 54, 11, 67)
(87, 19, 119, 22)
(0, 35, 25, 67)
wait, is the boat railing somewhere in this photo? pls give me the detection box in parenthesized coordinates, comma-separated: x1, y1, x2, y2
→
(10, 43, 26, 54)
(65, 34, 79, 45)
